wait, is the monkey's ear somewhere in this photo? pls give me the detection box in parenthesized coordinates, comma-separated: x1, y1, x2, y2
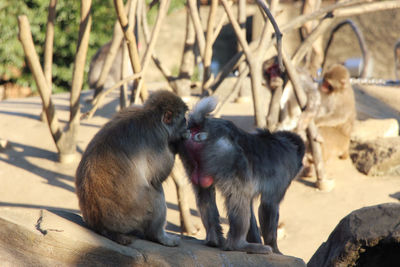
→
(163, 110, 173, 124)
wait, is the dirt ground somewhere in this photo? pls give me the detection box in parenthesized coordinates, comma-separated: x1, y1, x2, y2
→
(1, 2, 400, 264)
(0, 83, 399, 262)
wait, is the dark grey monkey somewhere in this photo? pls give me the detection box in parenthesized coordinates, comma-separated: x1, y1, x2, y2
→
(178, 97, 305, 254)
(75, 90, 188, 246)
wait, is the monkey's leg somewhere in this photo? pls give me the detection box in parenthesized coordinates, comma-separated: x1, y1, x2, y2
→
(258, 197, 281, 254)
(194, 186, 224, 247)
(99, 228, 133, 245)
(246, 199, 262, 243)
(225, 194, 272, 254)
(145, 188, 180, 247)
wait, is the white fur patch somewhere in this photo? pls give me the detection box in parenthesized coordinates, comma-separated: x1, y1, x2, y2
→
(190, 96, 218, 124)
(215, 137, 234, 152)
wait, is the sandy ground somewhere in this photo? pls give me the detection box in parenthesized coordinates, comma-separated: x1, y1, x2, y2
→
(0, 84, 399, 263)
(1, 2, 400, 264)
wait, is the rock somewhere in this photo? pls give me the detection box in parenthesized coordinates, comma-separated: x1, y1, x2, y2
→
(0, 207, 305, 267)
(308, 203, 400, 267)
(351, 119, 399, 142)
(350, 137, 400, 176)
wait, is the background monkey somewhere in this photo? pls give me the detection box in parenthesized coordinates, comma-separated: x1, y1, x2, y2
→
(75, 90, 188, 246)
(315, 63, 356, 162)
(179, 97, 305, 254)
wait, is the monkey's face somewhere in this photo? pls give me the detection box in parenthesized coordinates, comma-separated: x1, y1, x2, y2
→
(184, 126, 214, 188)
(163, 108, 188, 143)
(263, 61, 282, 89)
(321, 79, 334, 94)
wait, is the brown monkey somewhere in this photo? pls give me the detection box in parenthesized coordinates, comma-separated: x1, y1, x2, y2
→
(315, 64, 356, 161)
(75, 90, 188, 246)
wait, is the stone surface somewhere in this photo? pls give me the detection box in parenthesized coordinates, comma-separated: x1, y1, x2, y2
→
(308, 203, 400, 267)
(351, 119, 399, 142)
(0, 207, 305, 267)
(350, 137, 400, 176)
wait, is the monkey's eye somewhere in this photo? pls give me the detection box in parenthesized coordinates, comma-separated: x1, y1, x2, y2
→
(193, 132, 208, 142)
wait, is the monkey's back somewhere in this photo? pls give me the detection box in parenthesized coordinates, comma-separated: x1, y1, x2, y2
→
(75, 106, 174, 234)
(200, 119, 304, 201)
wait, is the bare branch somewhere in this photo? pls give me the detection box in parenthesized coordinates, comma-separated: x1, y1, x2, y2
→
(281, 0, 366, 33)
(255, 0, 284, 71)
(70, 0, 92, 126)
(114, 0, 148, 101)
(94, 23, 124, 97)
(211, 4, 229, 44)
(43, 0, 57, 88)
(220, 0, 252, 59)
(18, 15, 63, 149)
(141, 0, 173, 82)
(141, 0, 171, 73)
(84, 72, 142, 119)
(202, 0, 218, 92)
(336, 0, 400, 17)
(187, 0, 205, 59)
(214, 68, 250, 117)
(292, 15, 334, 66)
(322, 19, 370, 78)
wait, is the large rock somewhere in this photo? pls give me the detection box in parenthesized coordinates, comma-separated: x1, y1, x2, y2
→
(351, 119, 399, 142)
(308, 203, 400, 267)
(0, 207, 305, 267)
(350, 137, 400, 176)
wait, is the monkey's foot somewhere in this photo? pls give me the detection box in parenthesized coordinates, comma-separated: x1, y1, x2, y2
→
(156, 233, 180, 247)
(101, 230, 132, 245)
(183, 223, 201, 235)
(316, 178, 335, 192)
(226, 242, 273, 254)
(205, 231, 225, 247)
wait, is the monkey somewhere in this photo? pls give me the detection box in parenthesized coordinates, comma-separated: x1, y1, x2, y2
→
(314, 63, 356, 162)
(75, 90, 188, 246)
(178, 97, 305, 254)
(262, 57, 320, 136)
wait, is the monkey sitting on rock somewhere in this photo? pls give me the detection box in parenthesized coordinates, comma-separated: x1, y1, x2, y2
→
(75, 90, 188, 246)
(178, 97, 305, 254)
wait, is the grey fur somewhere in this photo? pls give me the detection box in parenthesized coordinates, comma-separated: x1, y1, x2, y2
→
(179, 97, 305, 254)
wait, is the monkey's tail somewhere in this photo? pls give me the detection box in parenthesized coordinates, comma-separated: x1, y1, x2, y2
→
(189, 96, 218, 127)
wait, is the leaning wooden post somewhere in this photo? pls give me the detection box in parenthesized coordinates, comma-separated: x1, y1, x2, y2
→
(281, 50, 334, 192)
(114, 0, 148, 103)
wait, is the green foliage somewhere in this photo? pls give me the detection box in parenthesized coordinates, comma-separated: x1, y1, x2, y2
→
(0, 0, 116, 92)
(0, 0, 185, 92)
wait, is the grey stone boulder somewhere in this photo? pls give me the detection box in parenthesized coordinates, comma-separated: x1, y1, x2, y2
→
(350, 137, 400, 176)
(0, 207, 305, 267)
(308, 203, 400, 267)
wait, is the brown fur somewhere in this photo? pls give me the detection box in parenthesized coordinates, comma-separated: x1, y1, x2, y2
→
(75, 90, 188, 246)
(315, 64, 356, 162)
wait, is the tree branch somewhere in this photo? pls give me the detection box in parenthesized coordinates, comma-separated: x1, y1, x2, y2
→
(187, 0, 206, 59)
(83, 72, 142, 119)
(255, 0, 284, 71)
(114, 0, 148, 101)
(43, 0, 57, 88)
(18, 15, 63, 150)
